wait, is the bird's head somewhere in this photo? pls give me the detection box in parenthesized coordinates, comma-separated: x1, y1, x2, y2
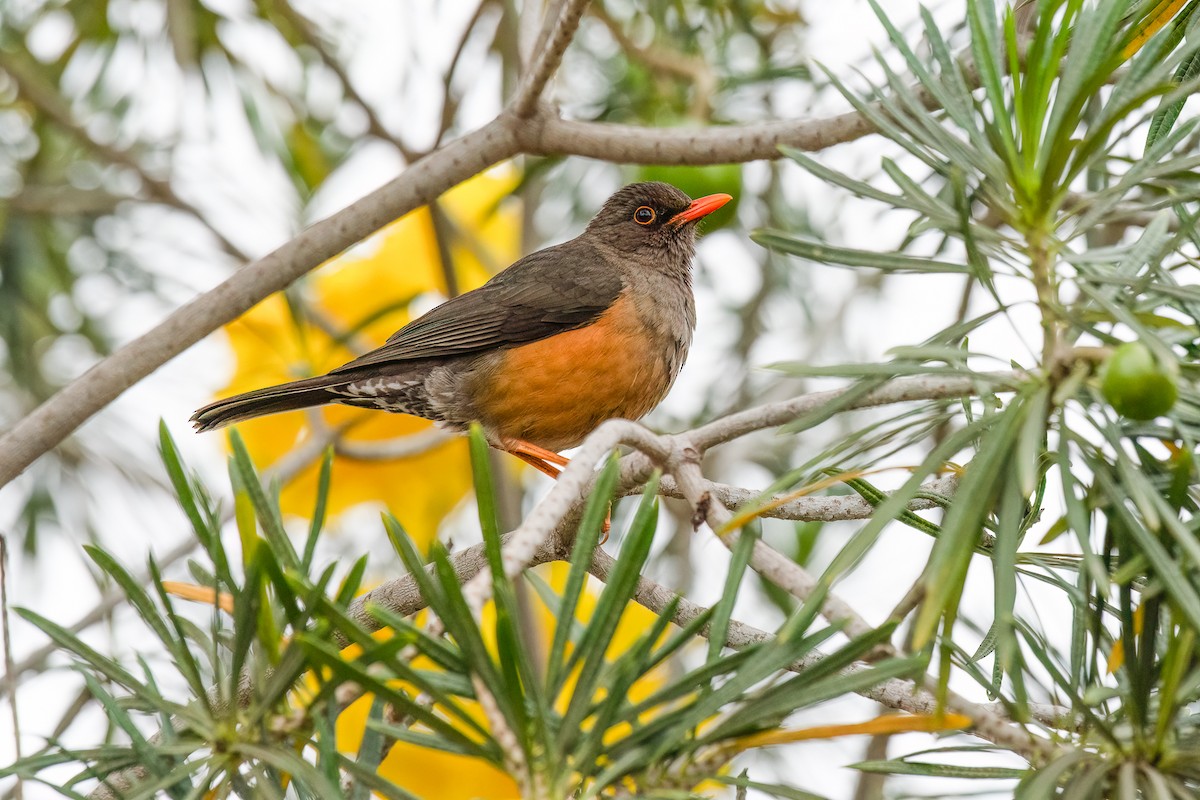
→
(585, 181, 732, 268)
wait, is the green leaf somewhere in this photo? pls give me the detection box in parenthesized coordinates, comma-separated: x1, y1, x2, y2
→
(234, 742, 342, 798)
(913, 392, 1032, 649)
(707, 523, 757, 665)
(82, 546, 209, 704)
(348, 698, 387, 800)
(78, 672, 171, 785)
(1147, 49, 1200, 147)
(753, 230, 970, 274)
(468, 424, 542, 760)
(624, 648, 756, 722)
(159, 421, 229, 584)
(1015, 749, 1089, 797)
(147, 559, 213, 707)
(336, 756, 423, 800)
(852, 759, 1027, 779)
(303, 446, 334, 570)
(819, 413, 999, 591)
(717, 773, 831, 800)
(707, 637, 910, 742)
(363, 718, 493, 760)
(297, 634, 496, 758)
(868, 0, 988, 155)
(843, 475, 946, 539)
(779, 146, 908, 208)
(965, 0, 1019, 179)
(228, 429, 298, 570)
(546, 453, 620, 693)
(560, 474, 660, 740)
(16, 608, 158, 703)
(571, 596, 681, 776)
(229, 549, 266, 688)
(428, 543, 522, 731)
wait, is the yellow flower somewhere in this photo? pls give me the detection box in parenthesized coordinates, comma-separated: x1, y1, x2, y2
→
(215, 168, 522, 546)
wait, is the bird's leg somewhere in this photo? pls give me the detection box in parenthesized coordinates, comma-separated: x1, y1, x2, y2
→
(503, 439, 611, 542)
(505, 439, 570, 470)
(510, 448, 564, 480)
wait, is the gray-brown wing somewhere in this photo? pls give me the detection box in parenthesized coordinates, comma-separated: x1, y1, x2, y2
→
(330, 240, 624, 373)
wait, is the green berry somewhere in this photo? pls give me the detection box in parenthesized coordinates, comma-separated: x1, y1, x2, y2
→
(1101, 341, 1179, 420)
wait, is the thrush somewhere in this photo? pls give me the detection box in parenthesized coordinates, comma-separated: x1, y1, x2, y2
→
(192, 182, 731, 480)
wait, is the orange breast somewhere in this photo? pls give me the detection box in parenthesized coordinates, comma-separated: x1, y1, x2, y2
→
(471, 294, 674, 451)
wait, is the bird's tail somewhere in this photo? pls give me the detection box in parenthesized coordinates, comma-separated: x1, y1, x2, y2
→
(190, 375, 351, 432)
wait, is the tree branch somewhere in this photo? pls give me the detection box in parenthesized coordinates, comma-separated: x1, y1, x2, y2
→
(450, 372, 986, 628)
(0, 119, 523, 487)
(654, 473, 957, 523)
(586, 548, 1066, 763)
(0, 41, 1007, 490)
(689, 372, 1023, 450)
(338, 371, 1001, 643)
(523, 112, 873, 163)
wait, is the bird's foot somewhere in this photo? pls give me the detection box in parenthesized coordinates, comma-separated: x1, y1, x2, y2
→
(504, 439, 611, 543)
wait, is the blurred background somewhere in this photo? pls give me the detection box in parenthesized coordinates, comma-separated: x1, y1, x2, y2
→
(0, 1, 1042, 797)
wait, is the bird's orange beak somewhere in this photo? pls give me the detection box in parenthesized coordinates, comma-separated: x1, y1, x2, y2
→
(670, 193, 733, 224)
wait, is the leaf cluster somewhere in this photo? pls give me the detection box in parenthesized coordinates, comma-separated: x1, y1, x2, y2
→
(4, 425, 918, 798)
(748, 0, 1200, 794)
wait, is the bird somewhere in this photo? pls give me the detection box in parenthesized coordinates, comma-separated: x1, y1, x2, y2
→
(192, 181, 732, 481)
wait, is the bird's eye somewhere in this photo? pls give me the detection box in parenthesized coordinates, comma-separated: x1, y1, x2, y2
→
(633, 206, 656, 225)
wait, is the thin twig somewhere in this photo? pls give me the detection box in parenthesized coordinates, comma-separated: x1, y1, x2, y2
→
(510, 0, 591, 117)
(432, 0, 494, 150)
(653, 473, 957, 522)
(428, 201, 462, 298)
(333, 428, 454, 461)
(670, 451, 880, 642)
(689, 372, 1023, 450)
(272, 0, 420, 161)
(7, 185, 122, 215)
(591, 5, 716, 119)
(300, 302, 377, 357)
